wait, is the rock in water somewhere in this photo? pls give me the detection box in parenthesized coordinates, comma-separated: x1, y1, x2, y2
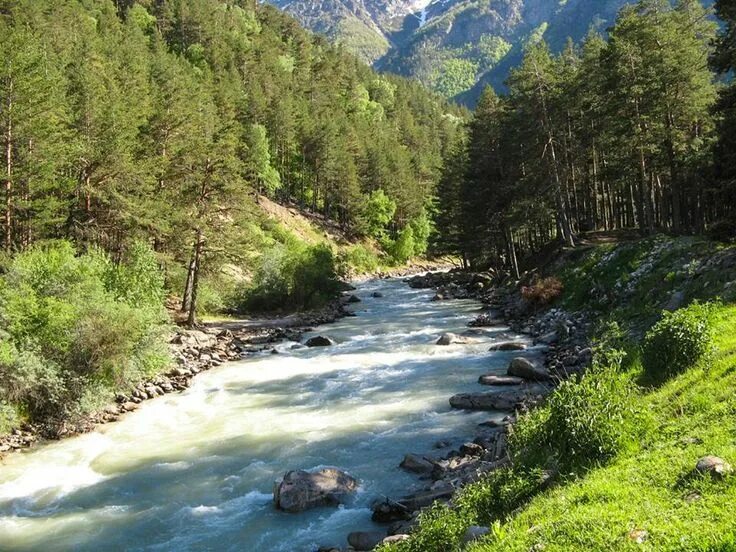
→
(507, 357, 551, 381)
(489, 342, 528, 352)
(305, 336, 335, 347)
(478, 375, 524, 386)
(346, 294, 362, 303)
(436, 333, 467, 346)
(273, 468, 358, 512)
(347, 531, 385, 551)
(399, 453, 435, 474)
(372, 292, 384, 298)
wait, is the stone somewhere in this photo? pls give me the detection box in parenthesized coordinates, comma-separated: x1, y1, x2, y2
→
(536, 331, 559, 345)
(178, 330, 218, 349)
(450, 385, 549, 411)
(347, 531, 385, 551)
(382, 534, 409, 545)
(628, 529, 648, 544)
(436, 333, 466, 346)
(664, 290, 686, 311)
(507, 357, 551, 381)
(478, 374, 525, 386)
(463, 526, 489, 544)
(399, 454, 436, 474)
(305, 336, 335, 347)
(489, 342, 528, 352)
(695, 456, 733, 479)
(372, 292, 384, 298)
(346, 294, 362, 303)
(460, 442, 485, 457)
(273, 468, 358, 512)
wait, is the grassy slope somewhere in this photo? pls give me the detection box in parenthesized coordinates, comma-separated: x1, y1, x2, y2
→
(382, 235, 736, 552)
(472, 304, 736, 551)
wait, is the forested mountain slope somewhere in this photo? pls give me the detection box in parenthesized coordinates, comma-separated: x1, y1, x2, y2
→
(267, 0, 651, 102)
(0, 0, 458, 437)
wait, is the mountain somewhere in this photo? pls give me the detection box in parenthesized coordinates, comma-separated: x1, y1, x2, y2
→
(265, 0, 648, 103)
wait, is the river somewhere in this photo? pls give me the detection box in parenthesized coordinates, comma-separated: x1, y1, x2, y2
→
(0, 277, 527, 551)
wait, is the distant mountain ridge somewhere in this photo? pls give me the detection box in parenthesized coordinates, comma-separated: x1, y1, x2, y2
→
(265, 0, 696, 104)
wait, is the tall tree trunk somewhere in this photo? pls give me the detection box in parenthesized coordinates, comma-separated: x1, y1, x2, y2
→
(186, 229, 204, 327)
(4, 76, 13, 252)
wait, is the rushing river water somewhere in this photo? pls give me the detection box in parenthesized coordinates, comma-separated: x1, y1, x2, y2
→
(0, 277, 530, 552)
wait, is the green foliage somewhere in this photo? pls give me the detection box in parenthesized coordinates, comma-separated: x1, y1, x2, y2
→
(338, 244, 381, 275)
(432, 58, 478, 98)
(0, 241, 169, 421)
(377, 503, 467, 552)
(242, 241, 340, 312)
(642, 302, 716, 380)
(384, 226, 416, 264)
(510, 365, 642, 470)
(360, 189, 396, 239)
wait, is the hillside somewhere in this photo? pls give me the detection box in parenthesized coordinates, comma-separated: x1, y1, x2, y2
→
(267, 0, 638, 102)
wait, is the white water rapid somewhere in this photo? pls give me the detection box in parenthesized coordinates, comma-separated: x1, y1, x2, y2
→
(0, 277, 531, 551)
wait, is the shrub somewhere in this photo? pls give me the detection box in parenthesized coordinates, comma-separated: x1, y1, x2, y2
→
(337, 244, 381, 275)
(521, 276, 563, 307)
(455, 467, 546, 525)
(242, 242, 341, 312)
(0, 240, 169, 424)
(384, 226, 416, 264)
(510, 366, 641, 470)
(642, 302, 715, 380)
(377, 503, 466, 552)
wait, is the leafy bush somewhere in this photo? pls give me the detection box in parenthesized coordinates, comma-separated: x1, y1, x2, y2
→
(521, 277, 563, 307)
(377, 503, 466, 552)
(0, 240, 169, 423)
(510, 366, 641, 470)
(338, 244, 381, 275)
(642, 302, 715, 380)
(242, 242, 341, 312)
(384, 226, 416, 264)
(456, 467, 546, 525)
(360, 189, 396, 239)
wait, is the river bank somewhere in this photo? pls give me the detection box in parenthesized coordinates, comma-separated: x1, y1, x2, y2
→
(0, 260, 454, 459)
(328, 270, 595, 551)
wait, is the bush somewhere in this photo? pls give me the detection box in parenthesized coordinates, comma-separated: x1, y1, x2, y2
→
(521, 277, 563, 307)
(510, 366, 641, 470)
(242, 242, 341, 312)
(338, 244, 381, 275)
(0, 240, 169, 423)
(377, 503, 466, 552)
(642, 302, 715, 380)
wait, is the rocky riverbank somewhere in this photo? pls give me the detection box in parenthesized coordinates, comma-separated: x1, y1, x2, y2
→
(323, 270, 594, 551)
(0, 298, 352, 458)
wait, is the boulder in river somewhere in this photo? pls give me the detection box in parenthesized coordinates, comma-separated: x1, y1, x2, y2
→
(478, 374, 524, 386)
(435, 333, 467, 346)
(507, 357, 551, 381)
(346, 294, 362, 304)
(273, 468, 358, 512)
(347, 531, 385, 551)
(372, 292, 384, 298)
(489, 342, 528, 352)
(450, 385, 550, 411)
(305, 336, 335, 347)
(399, 453, 436, 474)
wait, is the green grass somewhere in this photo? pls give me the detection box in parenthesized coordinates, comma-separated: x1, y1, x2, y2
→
(469, 305, 736, 552)
(380, 236, 736, 552)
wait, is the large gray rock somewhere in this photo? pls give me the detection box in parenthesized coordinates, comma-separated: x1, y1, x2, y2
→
(478, 374, 524, 386)
(489, 342, 528, 352)
(177, 330, 218, 349)
(399, 454, 436, 474)
(507, 357, 551, 381)
(347, 531, 385, 551)
(305, 336, 335, 347)
(273, 468, 358, 512)
(450, 384, 550, 411)
(436, 333, 466, 346)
